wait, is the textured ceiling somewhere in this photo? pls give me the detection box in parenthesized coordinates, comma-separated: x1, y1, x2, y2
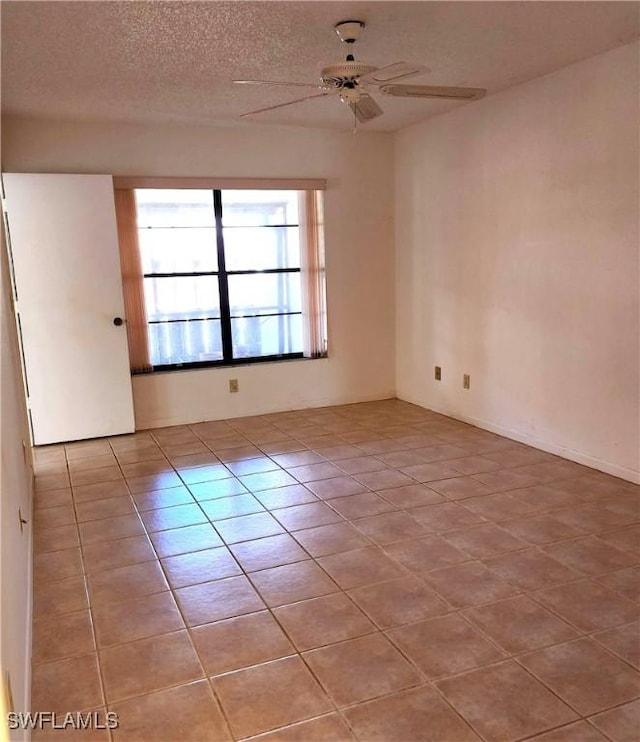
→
(2, 1, 639, 132)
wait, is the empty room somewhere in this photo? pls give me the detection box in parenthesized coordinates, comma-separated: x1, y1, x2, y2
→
(1, 1, 639, 741)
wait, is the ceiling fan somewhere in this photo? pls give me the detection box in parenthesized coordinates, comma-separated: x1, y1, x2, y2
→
(233, 20, 486, 124)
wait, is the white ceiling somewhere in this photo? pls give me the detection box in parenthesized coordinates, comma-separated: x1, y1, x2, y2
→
(2, 1, 639, 132)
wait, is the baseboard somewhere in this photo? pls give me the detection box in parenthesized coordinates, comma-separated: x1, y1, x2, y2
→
(135, 390, 397, 431)
(397, 394, 640, 485)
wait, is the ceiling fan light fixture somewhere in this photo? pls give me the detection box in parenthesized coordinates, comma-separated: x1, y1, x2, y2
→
(334, 20, 365, 44)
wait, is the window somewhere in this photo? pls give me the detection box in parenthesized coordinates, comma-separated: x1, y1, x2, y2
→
(114, 180, 326, 373)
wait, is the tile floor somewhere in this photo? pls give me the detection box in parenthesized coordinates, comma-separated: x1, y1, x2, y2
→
(31, 399, 640, 741)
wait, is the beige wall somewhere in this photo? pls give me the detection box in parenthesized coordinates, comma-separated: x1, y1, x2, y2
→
(0, 224, 33, 734)
(2, 120, 396, 428)
(395, 41, 640, 483)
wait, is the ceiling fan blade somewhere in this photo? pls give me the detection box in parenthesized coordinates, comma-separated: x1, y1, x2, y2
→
(380, 84, 486, 100)
(348, 93, 383, 123)
(233, 79, 325, 89)
(359, 62, 428, 85)
(240, 91, 331, 117)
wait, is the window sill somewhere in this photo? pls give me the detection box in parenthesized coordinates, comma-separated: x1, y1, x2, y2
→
(133, 353, 328, 377)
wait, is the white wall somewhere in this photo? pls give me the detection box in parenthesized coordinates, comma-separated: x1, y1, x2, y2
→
(2, 120, 396, 428)
(395, 41, 640, 483)
(0, 223, 33, 737)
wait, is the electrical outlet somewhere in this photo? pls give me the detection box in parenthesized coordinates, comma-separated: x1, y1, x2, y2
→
(434, 366, 442, 381)
(463, 374, 471, 390)
(229, 379, 239, 393)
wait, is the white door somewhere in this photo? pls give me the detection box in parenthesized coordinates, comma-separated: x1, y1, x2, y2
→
(3, 173, 135, 445)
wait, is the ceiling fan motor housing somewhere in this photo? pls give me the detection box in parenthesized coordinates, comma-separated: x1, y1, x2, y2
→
(321, 61, 377, 88)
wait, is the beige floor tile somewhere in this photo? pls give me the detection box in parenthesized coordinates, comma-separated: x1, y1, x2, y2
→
(463, 595, 578, 654)
(377, 483, 443, 509)
(139, 503, 208, 532)
(92, 591, 184, 647)
(213, 656, 332, 738)
(177, 463, 234, 485)
(385, 535, 470, 572)
(305, 476, 369, 500)
(593, 620, 640, 669)
(589, 699, 640, 742)
(272, 501, 343, 531)
(101, 630, 203, 703)
(534, 579, 639, 632)
(191, 611, 294, 675)
(423, 561, 520, 607)
(427, 476, 497, 500)
(110, 680, 231, 741)
(443, 523, 529, 558)
(387, 613, 505, 679)
(35, 473, 71, 492)
(254, 484, 318, 510)
(150, 523, 224, 557)
(68, 453, 117, 472)
(229, 532, 308, 572)
(352, 511, 428, 545)
(34, 546, 84, 583)
(32, 654, 104, 715)
(79, 514, 145, 545)
(250, 713, 355, 741)
(88, 561, 168, 606)
(499, 512, 586, 545)
(408, 502, 486, 532)
(349, 576, 449, 628)
(34, 503, 77, 530)
(543, 536, 638, 576)
(189, 477, 249, 501)
(34, 575, 88, 619)
(126, 471, 183, 493)
(30, 402, 639, 741)
(289, 462, 345, 483)
(271, 451, 324, 468)
(336, 455, 388, 475)
(131, 485, 194, 511)
(75, 496, 136, 523)
(318, 547, 406, 590)
(240, 470, 299, 492)
(175, 575, 265, 626)
(303, 633, 422, 706)
(528, 721, 609, 741)
(462, 491, 541, 521)
(32, 609, 95, 664)
(355, 469, 416, 491)
(34, 487, 73, 510)
(273, 592, 375, 651)
(436, 660, 577, 742)
(83, 535, 156, 574)
(249, 560, 338, 607)
(520, 638, 640, 715)
(34, 523, 80, 554)
(400, 462, 465, 484)
(161, 546, 241, 589)
(200, 493, 265, 522)
(293, 521, 371, 557)
(342, 685, 480, 741)
(72, 480, 129, 503)
(598, 525, 640, 558)
(70, 465, 123, 487)
(214, 512, 285, 544)
(484, 549, 581, 591)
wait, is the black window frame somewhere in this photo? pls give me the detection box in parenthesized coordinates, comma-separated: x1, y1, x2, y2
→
(139, 187, 305, 372)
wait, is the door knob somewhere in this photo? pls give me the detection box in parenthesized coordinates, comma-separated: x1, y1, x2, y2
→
(113, 317, 124, 326)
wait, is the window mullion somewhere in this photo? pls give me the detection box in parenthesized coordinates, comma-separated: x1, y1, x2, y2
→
(214, 190, 233, 362)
